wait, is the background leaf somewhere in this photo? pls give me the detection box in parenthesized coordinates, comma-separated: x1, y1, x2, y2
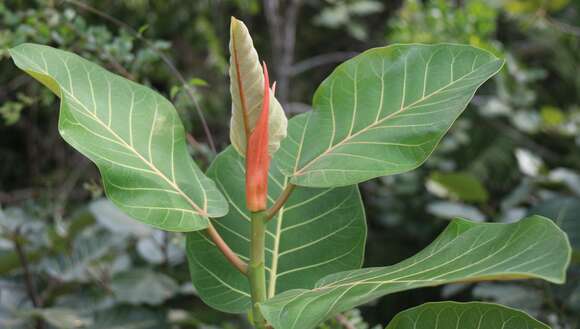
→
(9, 43, 228, 232)
(278, 44, 503, 187)
(384, 302, 549, 329)
(259, 215, 571, 329)
(27, 308, 91, 329)
(110, 269, 179, 306)
(88, 198, 153, 238)
(229, 17, 287, 156)
(427, 171, 489, 203)
(186, 114, 366, 313)
(530, 197, 580, 259)
(87, 307, 169, 329)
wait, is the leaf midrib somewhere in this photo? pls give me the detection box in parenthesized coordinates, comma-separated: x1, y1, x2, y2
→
(66, 87, 209, 216)
(293, 56, 494, 177)
(231, 27, 251, 139)
(268, 177, 288, 297)
(314, 222, 543, 293)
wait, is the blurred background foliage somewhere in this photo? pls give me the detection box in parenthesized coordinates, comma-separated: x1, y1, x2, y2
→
(0, 0, 579, 328)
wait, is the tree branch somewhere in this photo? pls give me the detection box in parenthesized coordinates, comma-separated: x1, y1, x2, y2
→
(13, 231, 41, 308)
(289, 51, 358, 76)
(13, 230, 44, 329)
(263, 0, 303, 106)
(544, 15, 580, 37)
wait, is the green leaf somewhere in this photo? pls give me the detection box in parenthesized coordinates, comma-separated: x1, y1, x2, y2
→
(88, 307, 169, 329)
(9, 43, 228, 232)
(186, 114, 367, 313)
(428, 171, 489, 202)
(384, 302, 549, 329)
(278, 44, 504, 187)
(260, 215, 571, 329)
(111, 269, 180, 306)
(229, 17, 287, 156)
(31, 308, 91, 328)
(41, 230, 123, 282)
(530, 197, 580, 260)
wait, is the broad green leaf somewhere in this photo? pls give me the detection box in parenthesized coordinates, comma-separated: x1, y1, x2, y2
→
(186, 114, 366, 313)
(278, 44, 504, 187)
(41, 231, 123, 282)
(530, 197, 580, 260)
(384, 302, 549, 329)
(88, 307, 169, 329)
(9, 43, 228, 232)
(229, 17, 287, 156)
(428, 172, 489, 202)
(111, 269, 179, 306)
(260, 215, 571, 329)
(27, 308, 91, 328)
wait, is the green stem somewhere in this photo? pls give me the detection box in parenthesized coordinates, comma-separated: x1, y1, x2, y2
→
(249, 211, 268, 328)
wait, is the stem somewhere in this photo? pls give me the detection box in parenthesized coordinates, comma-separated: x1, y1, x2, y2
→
(13, 231, 41, 308)
(264, 183, 295, 221)
(207, 223, 248, 275)
(184, 126, 248, 275)
(249, 211, 268, 328)
(13, 230, 44, 329)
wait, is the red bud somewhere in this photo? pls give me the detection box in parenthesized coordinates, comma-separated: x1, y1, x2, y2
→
(246, 62, 271, 212)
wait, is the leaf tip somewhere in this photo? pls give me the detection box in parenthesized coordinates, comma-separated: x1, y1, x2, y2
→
(230, 16, 239, 27)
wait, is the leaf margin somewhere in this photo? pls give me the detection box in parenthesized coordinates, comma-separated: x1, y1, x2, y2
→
(279, 43, 505, 188)
(384, 301, 550, 329)
(9, 43, 229, 232)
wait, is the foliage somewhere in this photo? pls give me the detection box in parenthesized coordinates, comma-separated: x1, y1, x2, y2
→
(260, 216, 569, 329)
(374, 1, 580, 328)
(1, 1, 579, 329)
(384, 302, 551, 329)
(9, 43, 229, 231)
(7, 28, 568, 329)
(187, 143, 366, 313)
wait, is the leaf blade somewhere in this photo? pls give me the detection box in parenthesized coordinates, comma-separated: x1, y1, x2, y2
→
(384, 302, 550, 329)
(530, 197, 580, 257)
(279, 44, 504, 187)
(10, 43, 228, 232)
(260, 215, 571, 329)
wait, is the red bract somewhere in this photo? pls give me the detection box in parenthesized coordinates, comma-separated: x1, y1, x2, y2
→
(245, 62, 271, 212)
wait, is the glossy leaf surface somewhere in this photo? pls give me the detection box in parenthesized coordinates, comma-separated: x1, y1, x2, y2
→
(186, 114, 366, 313)
(385, 302, 549, 329)
(10, 43, 228, 232)
(278, 44, 504, 187)
(229, 17, 287, 156)
(260, 215, 571, 329)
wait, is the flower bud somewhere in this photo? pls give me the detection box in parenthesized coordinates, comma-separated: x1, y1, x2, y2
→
(246, 62, 271, 212)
